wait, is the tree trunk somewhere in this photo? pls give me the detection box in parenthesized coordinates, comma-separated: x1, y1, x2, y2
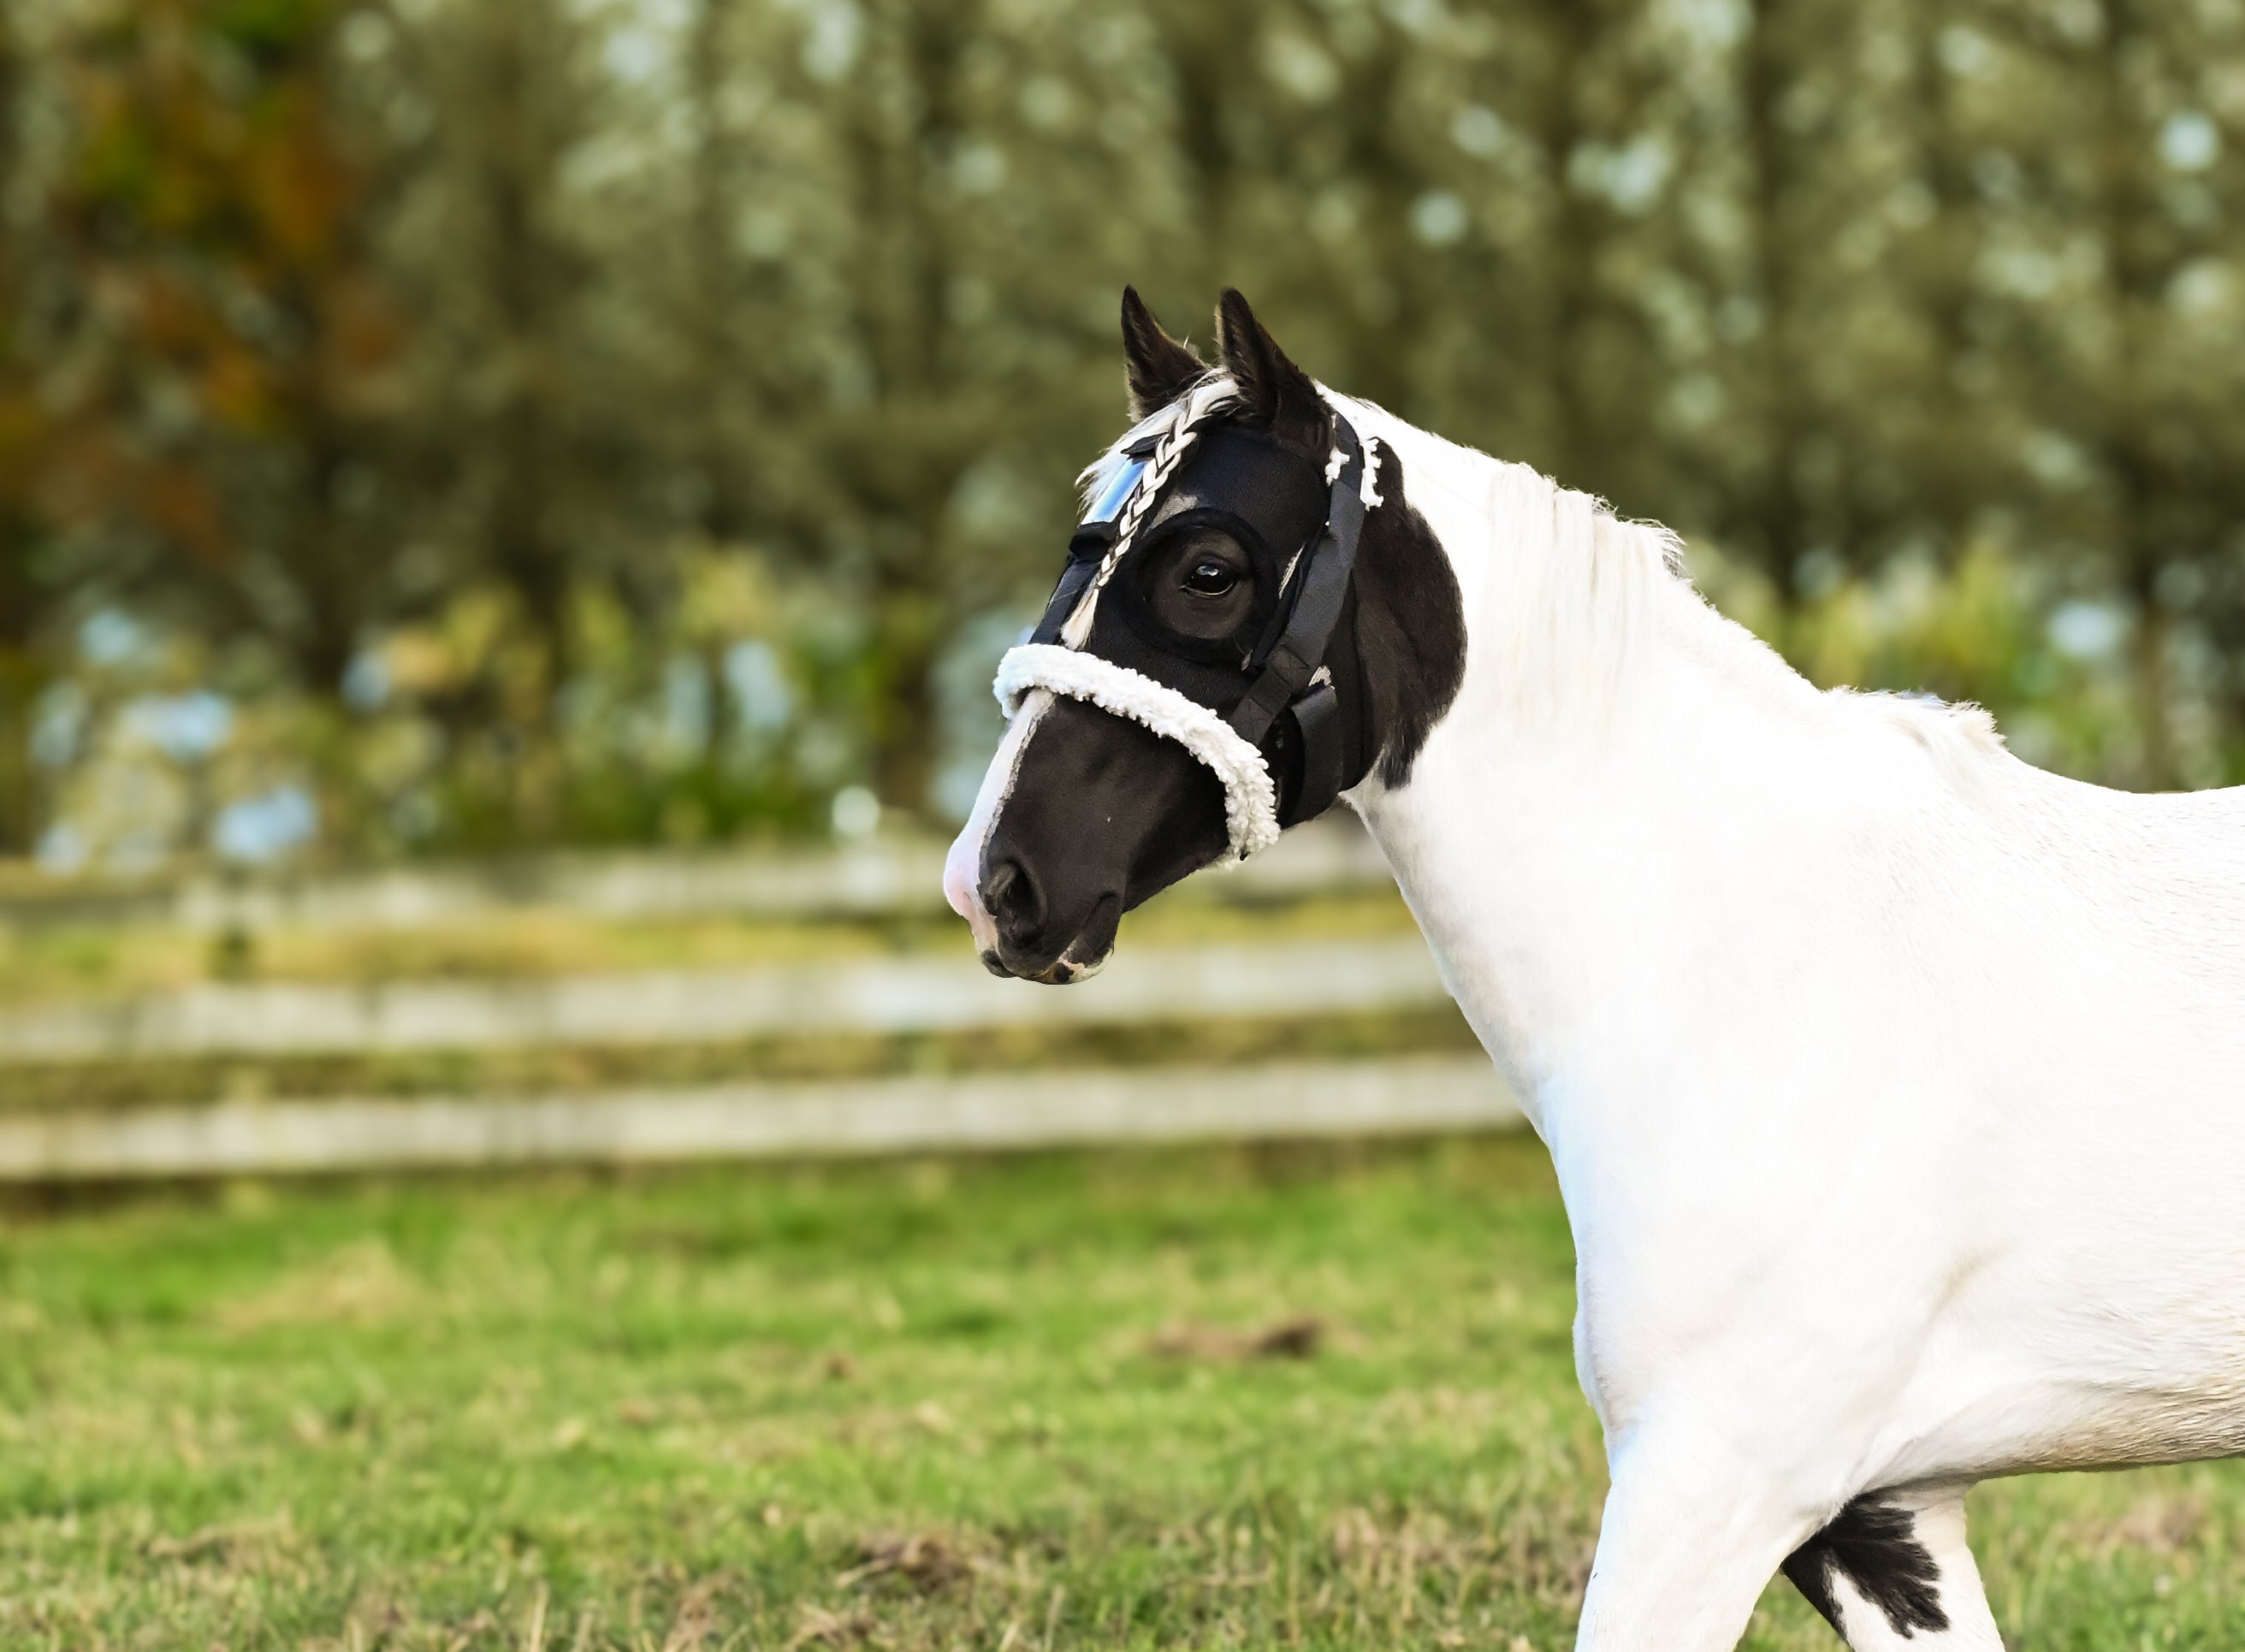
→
(1154, 0, 1246, 303)
(687, 0, 748, 543)
(0, 623, 40, 860)
(1741, 0, 1805, 600)
(1531, 0, 1600, 491)
(472, 0, 573, 838)
(841, 0, 976, 820)
(2090, 0, 2176, 788)
(0, 19, 40, 857)
(1907, 0, 1979, 556)
(2127, 547, 2173, 789)
(871, 587, 939, 818)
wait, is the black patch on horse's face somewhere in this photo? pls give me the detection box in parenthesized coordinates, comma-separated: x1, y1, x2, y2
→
(1781, 1495, 1950, 1638)
(978, 696, 1229, 980)
(971, 288, 1466, 980)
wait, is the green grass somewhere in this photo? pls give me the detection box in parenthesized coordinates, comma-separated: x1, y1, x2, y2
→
(3, 1140, 2242, 1649)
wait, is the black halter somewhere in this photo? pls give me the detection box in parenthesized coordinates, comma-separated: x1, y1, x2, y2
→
(1029, 407, 1377, 827)
(1226, 415, 1371, 823)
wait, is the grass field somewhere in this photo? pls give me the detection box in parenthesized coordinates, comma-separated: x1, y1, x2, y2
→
(3, 1139, 2242, 1649)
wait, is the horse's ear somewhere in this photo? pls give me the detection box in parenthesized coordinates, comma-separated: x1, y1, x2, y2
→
(1121, 287, 1206, 419)
(1214, 288, 1327, 452)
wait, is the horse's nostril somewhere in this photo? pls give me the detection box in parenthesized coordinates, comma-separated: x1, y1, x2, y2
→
(984, 856, 1045, 941)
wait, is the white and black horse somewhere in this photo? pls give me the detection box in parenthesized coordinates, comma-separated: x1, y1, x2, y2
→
(945, 288, 2245, 1649)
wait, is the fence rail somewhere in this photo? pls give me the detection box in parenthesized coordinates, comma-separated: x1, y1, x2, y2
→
(0, 818, 1393, 935)
(0, 824, 1472, 1181)
(0, 1056, 1517, 1180)
(0, 938, 1449, 1064)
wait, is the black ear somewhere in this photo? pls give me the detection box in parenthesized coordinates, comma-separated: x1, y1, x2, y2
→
(1121, 287, 1207, 419)
(1214, 288, 1328, 453)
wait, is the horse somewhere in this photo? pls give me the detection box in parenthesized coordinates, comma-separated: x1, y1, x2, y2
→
(942, 287, 2245, 1649)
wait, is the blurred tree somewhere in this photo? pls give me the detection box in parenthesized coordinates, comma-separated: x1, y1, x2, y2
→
(823, 0, 1000, 814)
(1968, 0, 2245, 785)
(0, 6, 52, 856)
(1733, 0, 1816, 589)
(1651, 0, 1931, 600)
(35, 0, 437, 818)
(1498, 0, 1673, 505)
(1888, 0, 2006, 554)
(760, 0, 1163, 814)
(655, 0, 791, 785)
(402, 0, 620, 834)
(9, 0, 2245, 872)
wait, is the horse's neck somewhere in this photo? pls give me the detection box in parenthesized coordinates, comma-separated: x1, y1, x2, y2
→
(1359, 627, 1765, 1124)
(1342, 418, 1858, 1137)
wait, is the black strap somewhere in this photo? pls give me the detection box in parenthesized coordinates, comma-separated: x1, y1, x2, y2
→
(1282, 678, 1346, 826)
(1228, 420, 1366, 747)
(1028, 547, 1103, 646)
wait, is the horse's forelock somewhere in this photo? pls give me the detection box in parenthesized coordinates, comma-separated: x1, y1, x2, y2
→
(1073, 372, 1239, 512)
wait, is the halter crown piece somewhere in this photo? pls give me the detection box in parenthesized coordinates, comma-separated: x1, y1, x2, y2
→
(993, 382, 1383, 866)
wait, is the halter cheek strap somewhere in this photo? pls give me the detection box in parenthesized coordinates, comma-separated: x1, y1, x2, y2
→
(1225, 417, 1374, 827)
(994, 392, 1380, 866)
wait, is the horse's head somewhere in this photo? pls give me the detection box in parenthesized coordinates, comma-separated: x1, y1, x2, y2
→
(945, 288, 1465, 983)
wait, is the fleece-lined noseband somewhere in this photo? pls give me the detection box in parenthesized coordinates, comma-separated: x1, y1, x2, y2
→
(994, 384, 1383, 864)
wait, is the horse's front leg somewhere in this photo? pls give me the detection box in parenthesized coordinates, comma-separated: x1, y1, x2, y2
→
(1572, 1423, 1816, 1651)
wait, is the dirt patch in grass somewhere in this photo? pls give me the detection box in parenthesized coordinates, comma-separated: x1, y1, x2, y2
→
(1148, 1313, 1331, 1361)
(839, 1533, 976, 1595)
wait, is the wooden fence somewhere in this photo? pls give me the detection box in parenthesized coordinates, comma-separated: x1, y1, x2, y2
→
(0, 822, 1519, 1180)
(0, 1056, 1516, 1180)
(0, 939, 1448, 1064)
(0, 819, 1391, 934)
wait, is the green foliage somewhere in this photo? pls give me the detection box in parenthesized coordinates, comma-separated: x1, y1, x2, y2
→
(30, 545, 871, 865)
(5, 0, 2245, 863)
(1697, 537, 2153, 781)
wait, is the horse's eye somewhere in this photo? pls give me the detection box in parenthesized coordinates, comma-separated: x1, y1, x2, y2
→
(1183, 560, 1238, 599)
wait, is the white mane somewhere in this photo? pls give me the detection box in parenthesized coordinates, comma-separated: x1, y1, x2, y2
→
(1327, 393, 2016, 776)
